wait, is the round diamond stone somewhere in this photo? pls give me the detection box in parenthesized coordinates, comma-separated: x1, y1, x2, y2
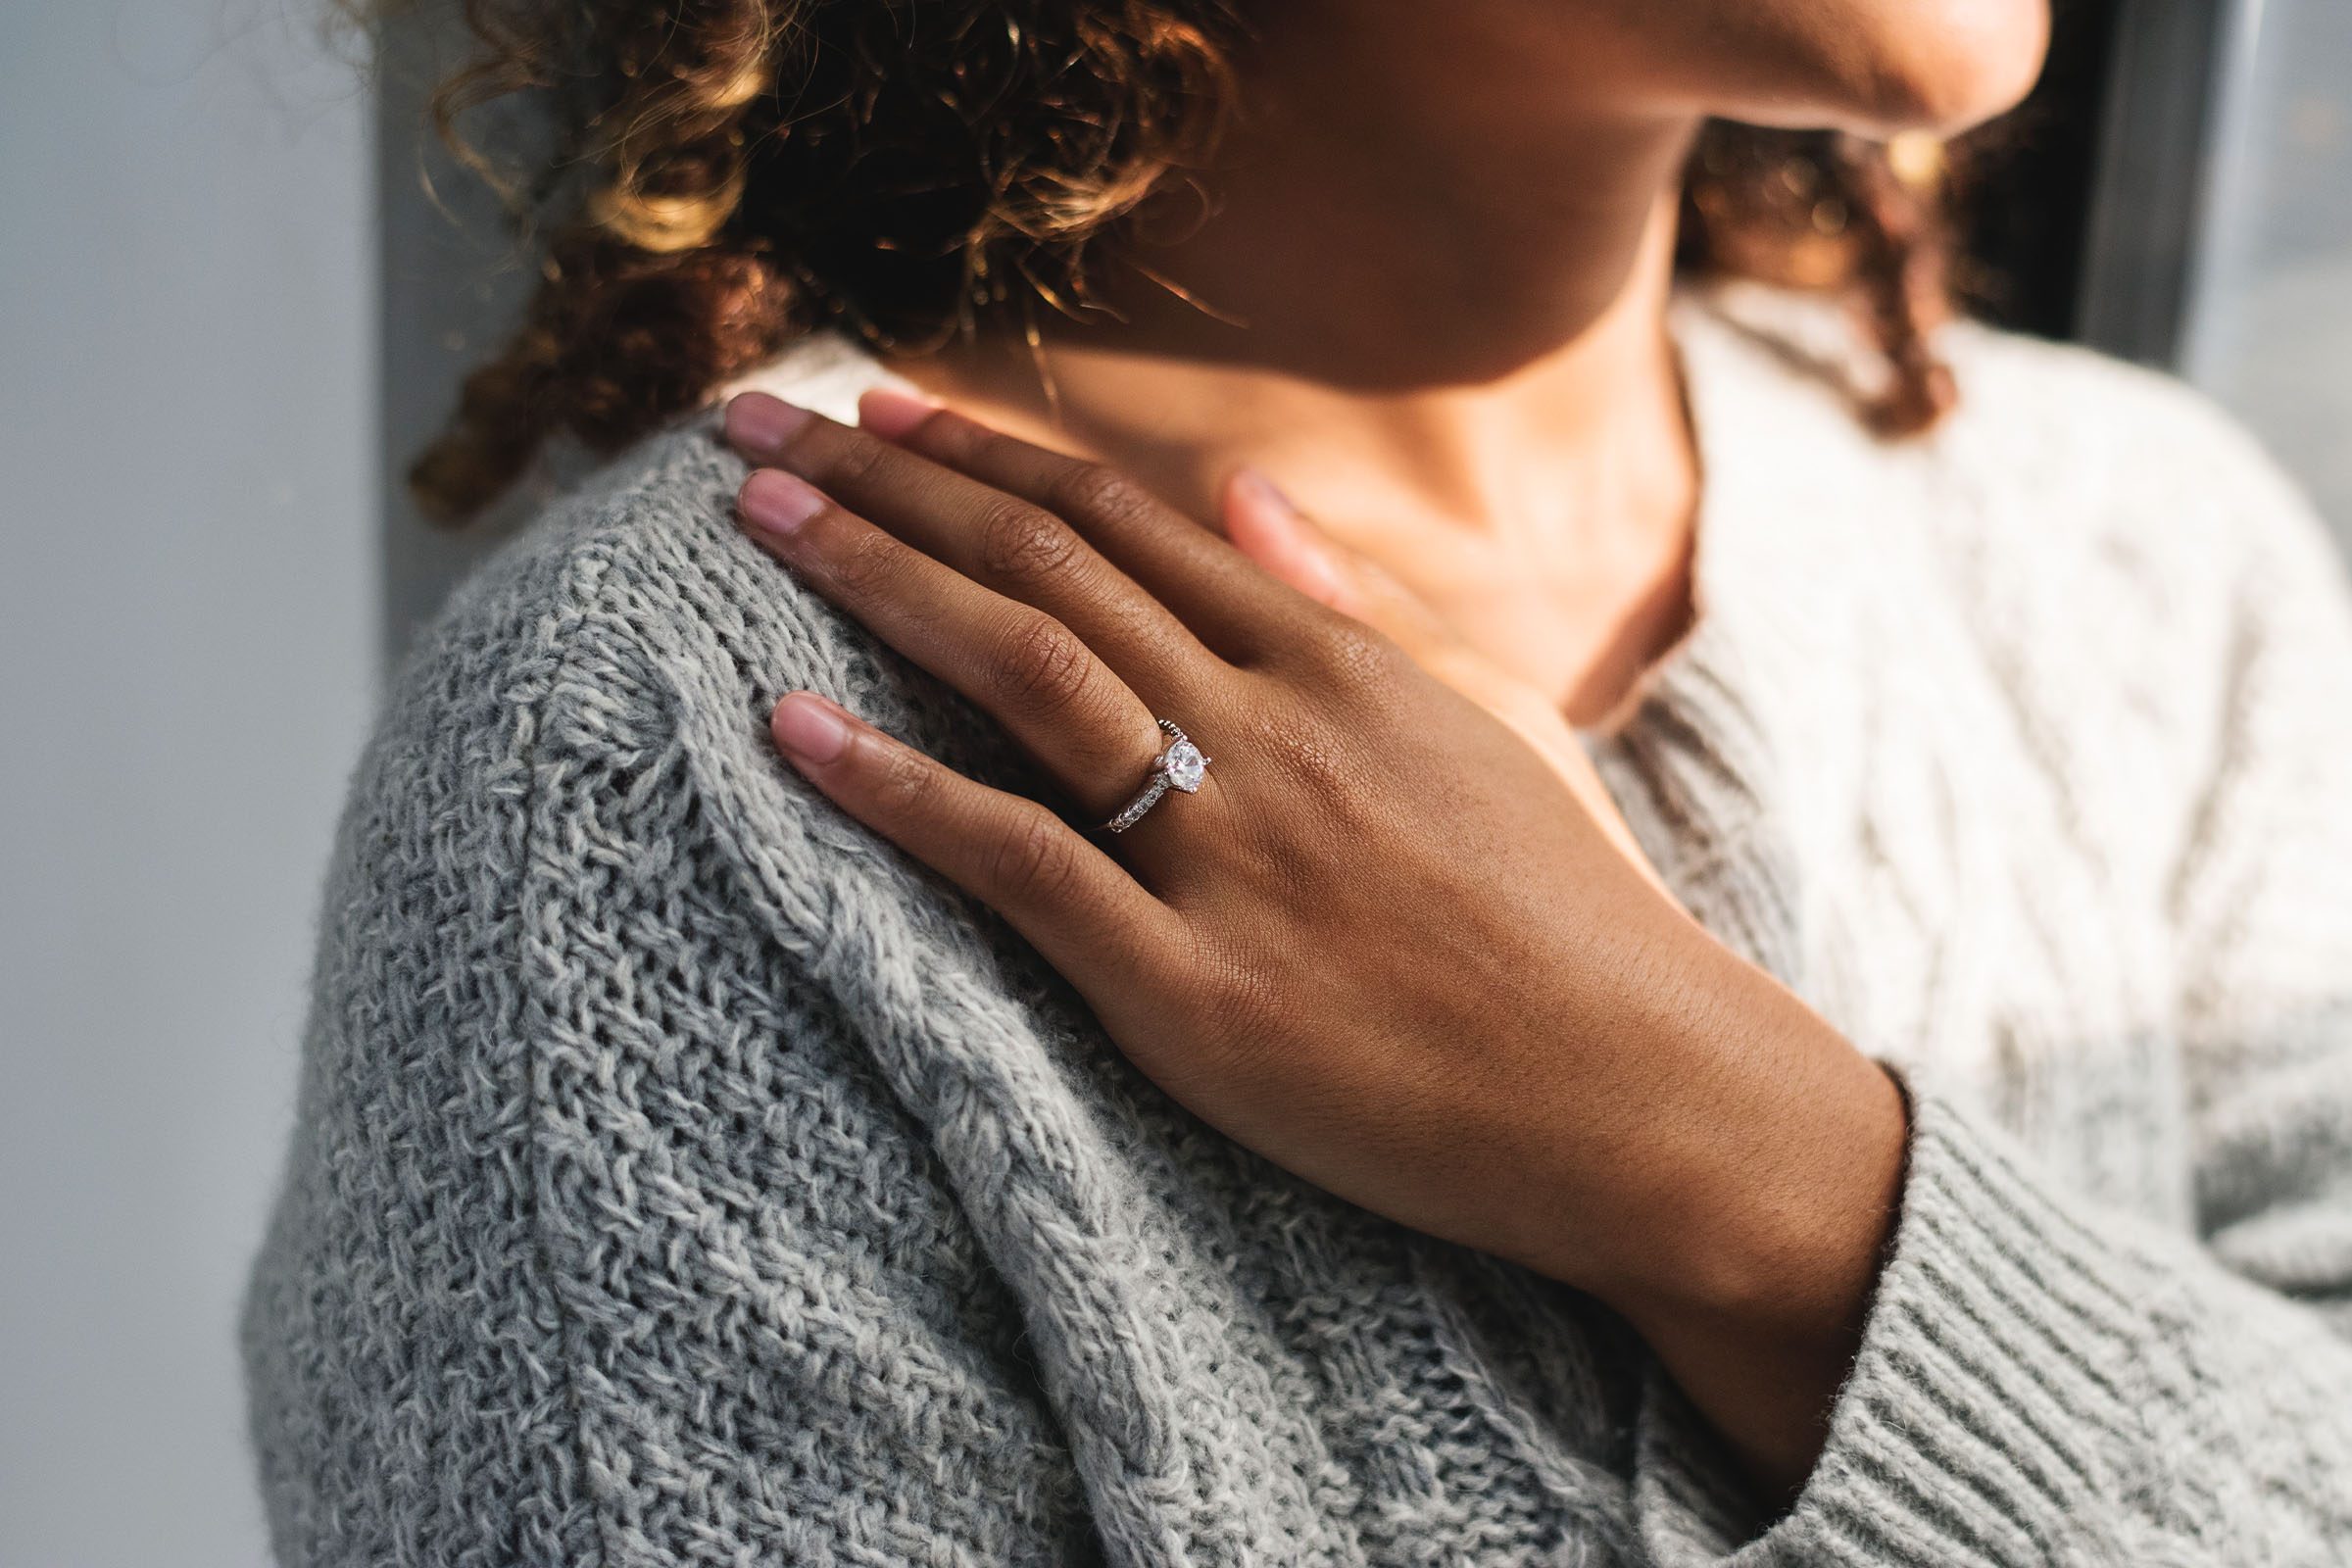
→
(1162, 739, 1207, 792)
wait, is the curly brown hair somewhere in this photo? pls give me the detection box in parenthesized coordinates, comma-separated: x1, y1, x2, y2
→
(388, 0, 1962, 522)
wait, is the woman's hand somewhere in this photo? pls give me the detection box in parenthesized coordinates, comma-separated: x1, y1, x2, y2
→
(1215, 467, 1675, 902)
(722, 387, 1908, 1496)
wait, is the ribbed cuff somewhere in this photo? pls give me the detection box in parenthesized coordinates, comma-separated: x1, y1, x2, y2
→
(1633, 1090, 2170, 1566)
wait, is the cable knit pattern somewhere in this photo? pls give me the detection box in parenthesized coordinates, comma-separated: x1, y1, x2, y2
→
(243, 286, 2352, 1566)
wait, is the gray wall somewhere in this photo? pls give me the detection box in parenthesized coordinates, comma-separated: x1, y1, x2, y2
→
(372, 10, 532, 662)
(0, 4, 375, 1565)
(2182, 0, 2352, 543)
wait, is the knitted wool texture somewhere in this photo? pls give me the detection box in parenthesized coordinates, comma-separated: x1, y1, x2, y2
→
(243, 286, 2352, 1565)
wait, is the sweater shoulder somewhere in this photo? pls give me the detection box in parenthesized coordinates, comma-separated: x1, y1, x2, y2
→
(370, 411, 908, 844)
(1687, 278, 2328, 573)
(1924, 318, 2350, 732)
(347, 408, 1005, 1038)
(252, 412, 1083, 1565)
(1674, 283, 2351, 899)
(380, 412, 772, 761)
(1701, 280, 2342, 678)
(1936, 313, 2327, 557)
(383, 329, 906, 778)
(352, 381, 1047, 1069)
(1737, 282, 2331, 583)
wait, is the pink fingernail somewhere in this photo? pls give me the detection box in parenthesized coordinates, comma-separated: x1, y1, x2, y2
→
(739, 469, 824, 539)
(725, 392, 816, 454)
(1233, 466, 1299, 514)
(858, 385, 943, 441)
(772, 693, 851, 763)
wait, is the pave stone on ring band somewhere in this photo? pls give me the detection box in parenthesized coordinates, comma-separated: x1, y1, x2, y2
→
(1098, 719, 1209, 834)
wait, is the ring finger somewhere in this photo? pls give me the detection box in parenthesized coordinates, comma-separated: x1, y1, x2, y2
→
(738, 467, 1173, 827)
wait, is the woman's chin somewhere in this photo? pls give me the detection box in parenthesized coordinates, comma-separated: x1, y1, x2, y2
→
(1831, 0, 2051, 135)
(1695, 0, 2051, 138)
(1884, 13, 2047, 131)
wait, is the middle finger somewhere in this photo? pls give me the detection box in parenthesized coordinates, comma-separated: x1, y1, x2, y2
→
(725, 394, 1220, 714)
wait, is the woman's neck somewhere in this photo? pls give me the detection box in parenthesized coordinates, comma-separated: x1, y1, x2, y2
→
(885, 29, 1707, 721)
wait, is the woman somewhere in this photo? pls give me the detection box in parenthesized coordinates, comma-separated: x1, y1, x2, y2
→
(245, 0, 2352, 1560)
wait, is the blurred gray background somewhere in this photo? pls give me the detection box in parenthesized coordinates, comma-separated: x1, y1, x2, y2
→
(2182, 0, 2352, 527)
(1, 1, 2347, 1565)
(1, 4, 370, 1567)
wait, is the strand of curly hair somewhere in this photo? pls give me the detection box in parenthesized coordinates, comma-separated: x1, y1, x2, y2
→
(377, 0, 1961, 523)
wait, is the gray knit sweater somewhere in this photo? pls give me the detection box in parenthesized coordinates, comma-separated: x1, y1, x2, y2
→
(244, 285, 2352, 1566)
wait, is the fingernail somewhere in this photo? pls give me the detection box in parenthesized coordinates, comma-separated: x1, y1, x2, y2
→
(1230, 466, 1348, 601)
(858, 385, 943, 441)
(739, 469, 824, 539)
(772, 693, 851, 763)
(1233, 466, 1299, 515)
(725, 392, 816, 454)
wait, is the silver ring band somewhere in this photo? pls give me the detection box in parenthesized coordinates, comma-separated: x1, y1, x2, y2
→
(1099, 719, 1209, 834)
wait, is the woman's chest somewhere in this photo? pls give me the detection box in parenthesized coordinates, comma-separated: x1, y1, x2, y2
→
(1593, 514, 2218, 1229)
(1798, 713, 2190, 1220)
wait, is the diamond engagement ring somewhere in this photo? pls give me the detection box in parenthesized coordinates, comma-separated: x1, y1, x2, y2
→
(1098, 719, 1209, 834)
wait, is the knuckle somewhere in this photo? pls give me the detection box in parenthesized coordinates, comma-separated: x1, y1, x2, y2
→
(973, 498, 1081, 586)
(1054, 463, 1153, 528)
(949, 424, 1020, 469)
(1231, 695, 1377, 814)
(868, 740, 942, 816)
(1274, 731, 1354, 798)
(1249, 722, 1367, 825)
(985, 807, 1079, 903)
(1308, 617, 1408, 692)
(988, 612, 1096, 715)
(822, 523, 902, 596)
(809, 427, 888, 488)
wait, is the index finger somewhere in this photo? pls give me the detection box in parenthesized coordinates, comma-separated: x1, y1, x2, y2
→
(858, 389, 1313, 663)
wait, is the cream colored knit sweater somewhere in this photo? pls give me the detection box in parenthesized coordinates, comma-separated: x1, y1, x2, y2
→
(244, 285, 2352, 1565)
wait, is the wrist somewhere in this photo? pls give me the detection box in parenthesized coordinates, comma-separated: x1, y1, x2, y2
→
(1616, 1030, 1908, 1338)
(1573, 955, 1911, 1494)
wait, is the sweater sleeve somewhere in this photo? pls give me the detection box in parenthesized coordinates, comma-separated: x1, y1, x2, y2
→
(1634, 438, 2352, 1564)
(240, 534, 1096, 1567)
